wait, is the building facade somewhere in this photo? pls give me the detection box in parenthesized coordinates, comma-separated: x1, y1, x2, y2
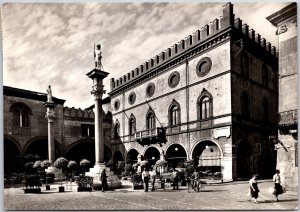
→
(267, 3, 298, 190)
(3, 86, 113, 174)
(109, 3, 278, 181)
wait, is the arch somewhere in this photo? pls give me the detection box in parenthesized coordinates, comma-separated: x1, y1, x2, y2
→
(143, 146, 160, 166)
(168, 99, 181, 126)
(9, 102, 33, 115)
(191, 140, 223, 173)
(197, 89, 213, 120)
(4, 138, 22, 174)
(236, 139, 252, 178)
(191, 139, 224, 158)
(4, 135, 22, 154)
(165, 143, 187, 169)
(146, 108, 156, 129)
(23, 137, 62, 161)
(126, 148, 139, 164)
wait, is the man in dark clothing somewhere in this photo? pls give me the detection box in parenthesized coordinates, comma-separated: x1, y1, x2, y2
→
(172, 170, 179, 190)
(101, 169, 108, 192)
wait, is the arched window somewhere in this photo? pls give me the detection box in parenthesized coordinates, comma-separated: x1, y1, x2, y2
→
(262, 64, 268, 87)
(10, 103, 32, 127)
(146, 110, 156, 129)
(114, 121, 120, 138)
(197, 90, 213, 120)
(241, 93, 250, 118)
(241, 53, 249, 78)
(168, 100, 181, 126)
(129, 115, 136, 135)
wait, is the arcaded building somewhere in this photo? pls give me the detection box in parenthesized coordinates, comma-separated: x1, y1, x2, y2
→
(109, 3, 278, 181)
(3, 86, 114, 174)
(267, 3, 298, 190)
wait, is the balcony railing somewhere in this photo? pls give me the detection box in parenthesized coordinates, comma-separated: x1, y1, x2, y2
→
(134, 127, 166, 146)
(278, 109, 298, 127)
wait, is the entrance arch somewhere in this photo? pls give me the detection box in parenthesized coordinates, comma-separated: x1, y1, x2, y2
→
(144, 146, 160, 166)
(165, 143, 187, 169)
(126, 149, 139, 164)
(192, 140, 222, 173)
(24, 138, 61, 161)
(4, 138, 22, 174)
(65, 140, 112, 166)
(236, 139, 252, 179)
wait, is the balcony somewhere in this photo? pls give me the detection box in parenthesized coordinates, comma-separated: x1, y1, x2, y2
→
(135, 127, 166, 146)
(278, 109, 298, 127)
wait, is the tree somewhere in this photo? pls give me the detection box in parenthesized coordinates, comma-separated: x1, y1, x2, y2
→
(80, 159, 90, 176)
(67, 160, 77, 181)
(33, 160, 42, 176)
(54, 157, 69, 187)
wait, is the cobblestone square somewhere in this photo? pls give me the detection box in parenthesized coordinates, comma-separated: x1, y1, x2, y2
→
(4, 180, 298, 211)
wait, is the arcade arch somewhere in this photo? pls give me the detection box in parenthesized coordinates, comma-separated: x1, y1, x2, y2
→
(143, 146, 160, 166)
(165, 143, 187, 169)
(126, 148, 139, 164)
(4, 138, 22, 174)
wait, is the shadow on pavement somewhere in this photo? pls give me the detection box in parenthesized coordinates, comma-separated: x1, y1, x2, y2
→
(262, 199, 298, 203)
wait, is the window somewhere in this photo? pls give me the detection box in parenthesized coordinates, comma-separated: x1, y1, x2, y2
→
(196, 57, 212, 77)
(146, 111, 156, 129)
(241, 53, 249, 78)
(146, 82, 155, 97)
(197, 90, 213, 120)
(129, 115, 136, 135)
(200, 96, 210, 119)
(169, 101, 180, 126)
(168, 71, 180, 88)
(10, 102, 32, 127)
(114, 100, 120, 111)
(241, 93, 250, 118)
(114, 122, 120, 137)
(128, 92, 136, 105)
(81, 124, 95, 137)
(262, 64, 268, 87)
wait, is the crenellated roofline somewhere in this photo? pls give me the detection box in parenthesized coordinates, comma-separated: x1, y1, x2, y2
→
(109, 2, 278, 96)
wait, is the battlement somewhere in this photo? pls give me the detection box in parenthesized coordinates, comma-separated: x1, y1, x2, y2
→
(110, 2, 277, 92)
(63, 106, 95, 119)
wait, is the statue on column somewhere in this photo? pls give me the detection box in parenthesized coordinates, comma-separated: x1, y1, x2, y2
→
(94, 42, 102, 69)
(47, 85, 53, 103)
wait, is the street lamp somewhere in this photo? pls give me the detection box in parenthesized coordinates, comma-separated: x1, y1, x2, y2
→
(175, 147, 178, 151)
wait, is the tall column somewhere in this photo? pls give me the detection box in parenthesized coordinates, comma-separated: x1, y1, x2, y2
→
(86, 48, 109, 172)
(43, 85, 56, 164)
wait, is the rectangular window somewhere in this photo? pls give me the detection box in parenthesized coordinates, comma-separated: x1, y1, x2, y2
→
(82, 124, 94, 137)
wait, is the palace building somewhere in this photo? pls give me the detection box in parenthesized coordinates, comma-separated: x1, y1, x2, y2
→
(4, 3, 280, 181)
(267, 3, 298, 190)
(109, 2, 278, 181)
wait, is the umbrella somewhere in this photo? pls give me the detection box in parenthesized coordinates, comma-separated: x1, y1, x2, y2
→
(155, 159, 168, 167)
(140, 160, 149, 167)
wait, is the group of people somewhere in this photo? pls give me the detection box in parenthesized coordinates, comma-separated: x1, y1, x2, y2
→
(248, 169, 285, 203)
(141, 168, 202, 192)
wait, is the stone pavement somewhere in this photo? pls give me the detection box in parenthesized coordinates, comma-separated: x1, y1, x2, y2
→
(3, 180, 298, 211)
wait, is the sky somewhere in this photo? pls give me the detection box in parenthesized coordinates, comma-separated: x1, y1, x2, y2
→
(2, 1, 291, 109)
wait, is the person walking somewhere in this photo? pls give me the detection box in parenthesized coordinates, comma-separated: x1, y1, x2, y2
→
(142, 168, 150, 192)
(101, 169, 108, 192)
(249, 174, 259, 203)
(172, 169, 179, 190)
(273, 169, 284, 201)
(150, 168, 156, 191)
(191, 169, 200, 191)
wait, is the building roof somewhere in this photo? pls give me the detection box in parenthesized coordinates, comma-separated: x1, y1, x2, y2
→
(266, 3, 297, 26)
(4, 86, 66, 105)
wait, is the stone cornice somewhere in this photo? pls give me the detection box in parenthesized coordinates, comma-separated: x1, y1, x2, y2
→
(266, 3, 297, 26)
(109, 28, 232, 97)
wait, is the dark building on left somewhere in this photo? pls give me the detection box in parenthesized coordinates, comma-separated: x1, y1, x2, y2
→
(3, 86, 113, 175)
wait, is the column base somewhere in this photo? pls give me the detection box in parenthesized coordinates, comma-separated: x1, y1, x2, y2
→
(86, 163, 122, 189)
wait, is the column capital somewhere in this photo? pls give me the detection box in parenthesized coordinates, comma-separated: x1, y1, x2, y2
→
(91, 85, 106, 100)
(46, 111, 55, 122)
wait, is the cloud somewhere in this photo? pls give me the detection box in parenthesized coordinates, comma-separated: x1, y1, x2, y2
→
(2, 2, 289, 108)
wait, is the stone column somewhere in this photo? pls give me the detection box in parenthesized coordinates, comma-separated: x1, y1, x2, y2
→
(43, 85, 56, 164)
(86, 69, 109, 173)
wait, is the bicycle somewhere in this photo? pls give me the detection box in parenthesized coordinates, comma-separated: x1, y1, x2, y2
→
(187, 177, 201, 192)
